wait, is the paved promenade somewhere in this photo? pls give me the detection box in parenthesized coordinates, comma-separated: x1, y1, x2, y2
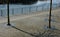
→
(0, 8, 60, 37)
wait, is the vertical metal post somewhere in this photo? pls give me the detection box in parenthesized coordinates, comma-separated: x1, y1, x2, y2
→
(7, 0, 11, 26)
(49, 0, 52, 28)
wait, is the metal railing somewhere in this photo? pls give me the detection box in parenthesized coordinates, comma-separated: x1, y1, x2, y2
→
(0, 3, 60, 16)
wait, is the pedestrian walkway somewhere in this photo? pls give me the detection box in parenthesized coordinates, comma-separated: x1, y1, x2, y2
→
(0, 8, 60, 24)
(0, 8, 60, 37)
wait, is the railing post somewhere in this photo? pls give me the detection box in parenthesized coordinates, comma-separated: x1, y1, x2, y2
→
(1, 10, 3, 16)
(21, 8, 23, 14)
(29, 7, 31, 13)
(36, 6, 38, 12)
(42, 5, 44, 11)
(56, 3, 58, 8)
(58, 3, 60, 7)
(12, 9, 14, 15)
